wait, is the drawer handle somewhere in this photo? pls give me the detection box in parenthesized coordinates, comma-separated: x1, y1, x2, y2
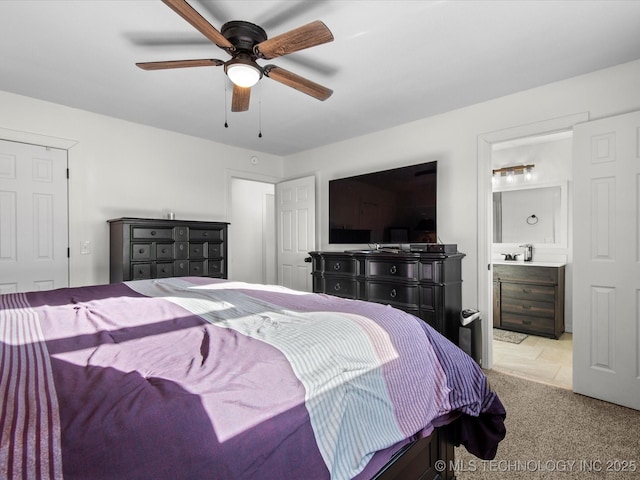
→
(522, 288, 532, 293)
(161, 248, 168, 253)
(390, 288, 397, 298)
(194, 248, 200, 253)
(179, 245, 185, 251)
(523, 319, 532, 325)
(334, 283, 341, 291)
(333, 263, 341, 271)
(151, 230, 156, 236)
(522, 304, 532, 310)
(193, 266, 200, 272)
(203, 232, 209, 237)
(138, 248, 145, 254)
(390, 265, 397, 275)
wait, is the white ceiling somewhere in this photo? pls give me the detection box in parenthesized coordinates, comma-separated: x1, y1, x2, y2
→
(1, 1, 640, 157)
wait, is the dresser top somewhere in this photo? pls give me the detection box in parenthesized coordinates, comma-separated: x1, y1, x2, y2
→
(108, 217, 229, 225)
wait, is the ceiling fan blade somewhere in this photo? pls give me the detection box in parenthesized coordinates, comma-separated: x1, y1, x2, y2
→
(136, 59, 224, 70)
(231, 85, 251, 112)
(255, 21, 333, 60)
(264, 65, 333, 101)
(259, 1, 327, 31)
(162, 0, 233, 50)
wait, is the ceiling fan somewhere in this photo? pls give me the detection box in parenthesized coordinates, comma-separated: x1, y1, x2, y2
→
(136, 0, 334, 112)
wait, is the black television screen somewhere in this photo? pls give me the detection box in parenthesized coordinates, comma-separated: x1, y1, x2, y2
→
(328, 161, 437, 244)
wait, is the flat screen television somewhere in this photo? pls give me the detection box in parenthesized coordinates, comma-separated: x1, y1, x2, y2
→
(328, 161, 437, 244)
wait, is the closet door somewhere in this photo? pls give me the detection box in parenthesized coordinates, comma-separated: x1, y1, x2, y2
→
(573, 110, 640, 410)
(0, 139, 68, 293)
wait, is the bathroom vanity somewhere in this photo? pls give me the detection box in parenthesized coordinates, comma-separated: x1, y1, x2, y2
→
(493, 262, 565, 339)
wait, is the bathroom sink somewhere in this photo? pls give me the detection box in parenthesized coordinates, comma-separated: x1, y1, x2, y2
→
(492, 260, 566, 267)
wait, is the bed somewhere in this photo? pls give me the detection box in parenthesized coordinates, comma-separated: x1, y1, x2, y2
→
(1, 277, 505, 479)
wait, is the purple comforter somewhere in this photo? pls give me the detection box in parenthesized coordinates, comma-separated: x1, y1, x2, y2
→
(1, 277, 505, 479)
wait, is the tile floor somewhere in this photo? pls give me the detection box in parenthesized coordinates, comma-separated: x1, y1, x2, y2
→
(491, 331, 573, 390)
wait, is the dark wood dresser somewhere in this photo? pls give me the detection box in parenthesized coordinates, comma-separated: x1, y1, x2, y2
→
(309, 249, 465, 342)
(493, 263, 565, 339)
(108, 218, 229, 283)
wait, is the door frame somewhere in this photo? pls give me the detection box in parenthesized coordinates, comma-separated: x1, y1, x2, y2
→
(476, 112, 588, 369)
(225, 169, 280, 282)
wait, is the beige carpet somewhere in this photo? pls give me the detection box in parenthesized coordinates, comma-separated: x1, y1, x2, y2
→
(455, 370, 640, 479)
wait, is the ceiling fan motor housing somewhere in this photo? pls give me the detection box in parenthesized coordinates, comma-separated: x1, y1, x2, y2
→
(221, 21, 267, 56)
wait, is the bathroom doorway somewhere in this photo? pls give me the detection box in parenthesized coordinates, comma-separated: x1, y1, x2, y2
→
(477, 113, 585, 380)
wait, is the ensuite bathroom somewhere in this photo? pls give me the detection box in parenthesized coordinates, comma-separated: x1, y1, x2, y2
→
(490, 130, 573, 389)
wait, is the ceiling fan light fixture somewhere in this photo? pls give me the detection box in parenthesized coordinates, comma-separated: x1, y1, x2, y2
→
(225, 56, 262, 87)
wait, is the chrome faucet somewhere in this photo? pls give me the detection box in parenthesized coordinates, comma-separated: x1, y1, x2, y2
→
(520, 244, 533, 262)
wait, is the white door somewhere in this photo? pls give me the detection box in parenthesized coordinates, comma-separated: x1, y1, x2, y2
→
(573, 110, 640, 410)
(0, 139, 68, 293)
(276, 175, 315, 291)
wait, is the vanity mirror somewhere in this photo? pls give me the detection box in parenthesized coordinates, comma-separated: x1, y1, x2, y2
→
(493, 181, 567, 248)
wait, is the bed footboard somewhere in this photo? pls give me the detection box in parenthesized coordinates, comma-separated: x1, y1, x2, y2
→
(372, 425, 455, 480)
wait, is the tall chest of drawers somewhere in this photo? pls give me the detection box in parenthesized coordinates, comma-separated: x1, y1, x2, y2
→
(108, 218, 229, 282)
(493, 263, 565, 339)
(309, 250, 465, 342)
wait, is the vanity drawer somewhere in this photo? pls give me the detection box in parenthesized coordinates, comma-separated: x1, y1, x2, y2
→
(494, 264, 558, 284)
(367, 260, 418, 280)
(367, 281, 419, 308)
(501, 312, 555, 336)
(501, 283, 555, 303)
(501, 298, 555, 318)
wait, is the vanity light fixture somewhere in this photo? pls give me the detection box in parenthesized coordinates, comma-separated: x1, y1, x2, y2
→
(492, 164, 535, 179)
(524, 166, 533, 181)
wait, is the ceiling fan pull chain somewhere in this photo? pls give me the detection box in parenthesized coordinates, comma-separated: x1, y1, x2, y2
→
(224, 77, 229, 128)
(258, 87, 263, 138)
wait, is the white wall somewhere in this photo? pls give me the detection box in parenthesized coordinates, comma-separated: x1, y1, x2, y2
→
(3, 59, 640, 299)
(0, 91, 284, 287)
(282, 59, 640, 311)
